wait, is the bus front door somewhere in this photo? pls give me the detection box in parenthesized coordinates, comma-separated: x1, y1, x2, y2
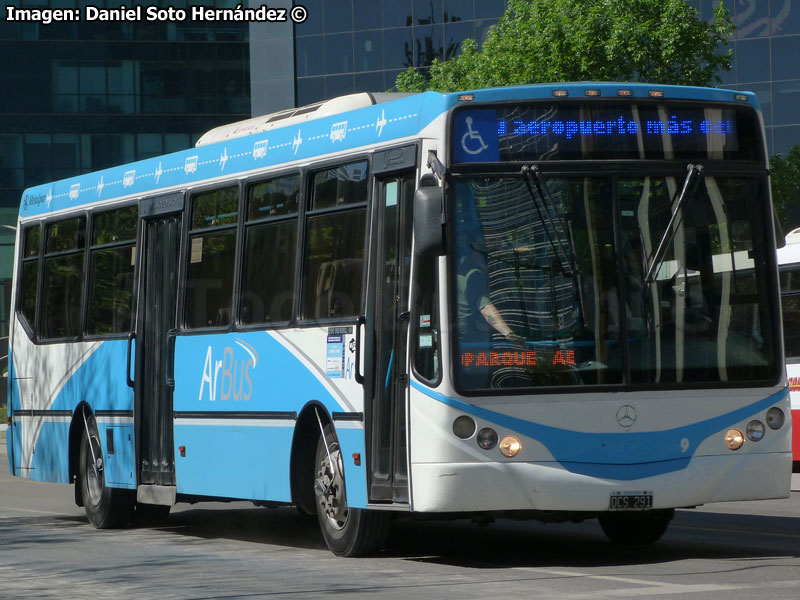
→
(133, 193, 183, 505)
(367, 169, 415, 503)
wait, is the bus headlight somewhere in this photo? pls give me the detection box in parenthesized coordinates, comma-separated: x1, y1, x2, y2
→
(724, 429, 745, 450)
(766, 407, 785, 430)
(746, 420, 765, 442)
(499, 435, 522, 458)
(477, 428, 498, 450)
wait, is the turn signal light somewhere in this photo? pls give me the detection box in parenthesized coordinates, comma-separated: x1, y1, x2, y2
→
(724, 429, 744, 451)
(499, 436, 522, 458)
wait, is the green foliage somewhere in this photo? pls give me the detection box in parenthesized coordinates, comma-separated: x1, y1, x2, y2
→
(396, 0, 734, 92)
(770, 145, 800, 232)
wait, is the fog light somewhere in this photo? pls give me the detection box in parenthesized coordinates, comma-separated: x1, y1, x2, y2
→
(766, 407, 785, 430)
(499, 435, 522, 458)
(746, 420, 765, 442)
(477, 428, 498, 450)
(453, 415, 476, 440)
(724, 429, 745, 450)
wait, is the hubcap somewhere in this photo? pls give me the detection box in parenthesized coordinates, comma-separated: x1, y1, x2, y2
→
(316, 444, 348, 530)
(86, 436, 104, 505)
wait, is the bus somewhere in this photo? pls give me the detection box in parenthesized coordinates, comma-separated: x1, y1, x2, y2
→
(6, 83, 792, 556)
(777, 227, 800, 470)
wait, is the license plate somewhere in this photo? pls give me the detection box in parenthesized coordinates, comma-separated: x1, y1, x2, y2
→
(609, 491, 653, 511)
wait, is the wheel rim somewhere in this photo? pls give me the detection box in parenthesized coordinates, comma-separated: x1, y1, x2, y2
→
(317, 443, 348, 530)
(85, 435, 104, 505)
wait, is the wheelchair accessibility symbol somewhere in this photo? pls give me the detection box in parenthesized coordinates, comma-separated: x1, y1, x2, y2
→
(461, 116, 488, 155)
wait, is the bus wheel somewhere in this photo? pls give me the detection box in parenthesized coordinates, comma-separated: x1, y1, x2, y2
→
(314, 425, 390, 556)
(599, 509, 674, 545)
(79, 422, 134, 529)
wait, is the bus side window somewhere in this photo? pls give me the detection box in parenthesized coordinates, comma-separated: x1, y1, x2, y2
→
(41, 216, 86, 339)
(185, 186, 239, 329)
(301, 161, 368, 320)
(413, 255, 440, 383)
(86, 205, 138, 335)
(241, 174, 299, 325)
(780, 265, 800, 360)
(18, 224, 41, 332)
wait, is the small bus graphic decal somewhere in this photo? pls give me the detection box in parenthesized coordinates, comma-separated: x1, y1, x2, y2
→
(185, 155, 199, 174)
(253, 140, 268, 159)
(330, 121, 347, 142)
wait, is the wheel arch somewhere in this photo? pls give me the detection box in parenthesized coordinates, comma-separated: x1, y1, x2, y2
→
(290, 400, 331, 515)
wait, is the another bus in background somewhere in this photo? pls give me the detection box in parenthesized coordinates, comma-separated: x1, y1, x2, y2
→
(777, 227, 800, 470)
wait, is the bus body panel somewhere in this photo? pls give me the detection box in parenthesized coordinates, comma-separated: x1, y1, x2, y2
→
(172, 328, 368, 506)
(9, 326, 135, 483)
(410, 454, 791, 513)
(408, 381, 791, 512)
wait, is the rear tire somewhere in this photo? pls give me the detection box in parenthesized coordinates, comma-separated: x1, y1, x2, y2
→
(315, 424, 390, 557)
(79, 420, 134, 529)
(599, 509, 674, 544)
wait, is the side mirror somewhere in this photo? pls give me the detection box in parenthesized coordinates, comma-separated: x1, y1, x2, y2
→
(413, 186, 444, 257)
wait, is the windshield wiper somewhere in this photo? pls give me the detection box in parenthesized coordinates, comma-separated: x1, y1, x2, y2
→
(644, 164, 705, 285)
(521, 165, 576, 278)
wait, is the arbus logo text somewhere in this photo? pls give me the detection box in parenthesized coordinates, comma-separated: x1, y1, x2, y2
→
(198, 339, 258, 402)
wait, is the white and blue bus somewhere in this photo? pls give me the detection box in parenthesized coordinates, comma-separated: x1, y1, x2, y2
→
(6, 83, 792, 556)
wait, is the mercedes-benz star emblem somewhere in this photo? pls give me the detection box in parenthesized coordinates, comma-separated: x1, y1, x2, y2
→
(616, 405, 637, 428)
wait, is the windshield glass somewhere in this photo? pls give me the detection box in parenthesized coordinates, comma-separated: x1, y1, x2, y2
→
(452, 175, 778, 391)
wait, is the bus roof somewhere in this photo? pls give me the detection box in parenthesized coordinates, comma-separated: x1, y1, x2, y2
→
(778, 228, 800, 266)
(19, 83, 757, 219)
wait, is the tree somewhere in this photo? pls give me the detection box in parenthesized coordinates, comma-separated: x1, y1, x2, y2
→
(771, 145, 800, 234)
(395, 0, 734, 92)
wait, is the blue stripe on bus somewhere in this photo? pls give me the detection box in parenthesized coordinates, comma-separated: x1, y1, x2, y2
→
(174, 422, 295, 501)
(19, 92, 446, 218)
(48, 341, 134, 412)
(410, 380, 787, 481)
(29, 421, 71, 483)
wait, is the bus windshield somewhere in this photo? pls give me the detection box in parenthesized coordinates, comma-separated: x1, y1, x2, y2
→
(452, 174, 778, 390)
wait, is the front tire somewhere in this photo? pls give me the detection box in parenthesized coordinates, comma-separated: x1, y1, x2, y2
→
(599, 509, 674, 544)
(314, 424, 390, 556)
(79, 419, 134, 528)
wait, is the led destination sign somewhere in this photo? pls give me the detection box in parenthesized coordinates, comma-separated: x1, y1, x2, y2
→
(496, 115, 733, 139)
(452, 102, 760, 163)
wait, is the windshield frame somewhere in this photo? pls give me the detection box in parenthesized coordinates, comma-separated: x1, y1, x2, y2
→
(445, 159, 781, 397)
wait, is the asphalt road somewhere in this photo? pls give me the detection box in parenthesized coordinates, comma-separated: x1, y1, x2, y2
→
(1, 452, 800, 600)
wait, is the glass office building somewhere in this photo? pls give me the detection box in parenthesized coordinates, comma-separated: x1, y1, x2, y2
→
(0, 0, 251, 397)
(688, 0, 800, 157)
